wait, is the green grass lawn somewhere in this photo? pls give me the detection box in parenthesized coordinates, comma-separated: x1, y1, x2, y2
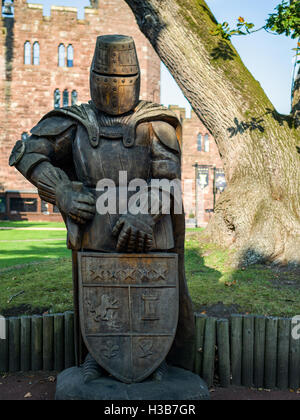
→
(0, 223, 299, 317)
(0, 221, 65, 229)
(185, 231, 300, 318)
(0, 228, 69, 268)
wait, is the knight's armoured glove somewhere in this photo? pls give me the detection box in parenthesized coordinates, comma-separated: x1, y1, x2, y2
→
(55, 181, 96, 225)
(112, 213, 155, 253)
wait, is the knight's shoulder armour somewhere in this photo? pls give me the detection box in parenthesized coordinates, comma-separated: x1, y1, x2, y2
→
(30, 115, 77, 138)
(30, 104, 90, 138)
(151, 121, 181, 154)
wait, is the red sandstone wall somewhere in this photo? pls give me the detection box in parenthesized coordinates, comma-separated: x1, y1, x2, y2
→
(180, 110, 223, 227)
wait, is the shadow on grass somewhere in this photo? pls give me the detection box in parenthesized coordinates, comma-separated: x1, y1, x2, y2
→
(185, 245, 222, 278)
(184, 245, 244, 317)
(0, 241, 70, 269)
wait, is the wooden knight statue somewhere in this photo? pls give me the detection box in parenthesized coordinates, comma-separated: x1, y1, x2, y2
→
(9, 35, 195, 384)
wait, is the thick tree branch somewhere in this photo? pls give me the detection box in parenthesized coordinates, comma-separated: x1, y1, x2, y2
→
(124, 0, 297, 180)
(124, 0, 300, 266)
(292, 64, 300, 128)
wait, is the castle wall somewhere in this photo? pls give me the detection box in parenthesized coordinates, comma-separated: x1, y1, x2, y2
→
(180, 109, 223, 227)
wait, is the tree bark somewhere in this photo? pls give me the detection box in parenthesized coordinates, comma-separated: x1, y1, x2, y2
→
(292, 65, 300, 128)
(124, 0, 300, 266)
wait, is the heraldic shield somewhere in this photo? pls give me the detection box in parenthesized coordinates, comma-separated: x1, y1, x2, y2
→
(78, 252, 179, 383)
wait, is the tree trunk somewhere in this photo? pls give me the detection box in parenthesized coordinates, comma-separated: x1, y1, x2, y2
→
(124, 0, 300, 266)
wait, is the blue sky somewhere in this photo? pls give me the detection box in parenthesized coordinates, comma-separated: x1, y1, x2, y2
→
(27, 0, 298, 115)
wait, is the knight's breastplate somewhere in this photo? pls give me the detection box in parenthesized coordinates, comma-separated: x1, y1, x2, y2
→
(72, 124, 150, 187)
(71, 119, 174, 252)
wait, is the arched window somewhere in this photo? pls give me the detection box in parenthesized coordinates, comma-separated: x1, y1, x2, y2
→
(54, 89, 60, 109)
(197, 134, 202, 151)
(24, 41, 31, 65)
(63, 89, 69, 107)
(33, 42, 39, 65)
(204, 134, 210, 152)
(71, 90, 78, 105)
(67, 44, 74, 67)
(58, 44, 65, 67)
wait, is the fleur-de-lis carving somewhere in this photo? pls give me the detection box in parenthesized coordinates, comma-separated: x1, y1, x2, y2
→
(101, 340, 120, 359)
(139, 339, 153, 358)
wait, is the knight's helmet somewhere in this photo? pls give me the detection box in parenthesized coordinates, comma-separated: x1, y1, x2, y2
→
(90, 35, 141, 115)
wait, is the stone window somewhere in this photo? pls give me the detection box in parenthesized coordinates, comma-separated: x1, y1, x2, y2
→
(0, 196, 6, 214)
(197, 134, 202, 151)
(63, 89, 69, 107)
(10, 197, 37, 213)
(33, 41, 40, 65)
(54, 89, 60, 109)
(67, 44, 74, 67)
(24, 41, 31, 65)
(204, 134, 210, 152)
(71, 90, 78, 105)
(58, 44, 65, 67)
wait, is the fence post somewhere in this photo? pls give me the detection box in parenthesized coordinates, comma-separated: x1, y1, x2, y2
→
(202, 317, 216, 388)
(231, 314, 243, 386)
(64, 311, 75, 369)
(20, 316, 31, 372)
(9, 317, 21, 373)
(0, 317, 9, 373)
(264, 317, 278, 389)
(43, 314, 54, 371)
(277, 318, 290, 389)
(242, 315, 255, 387)
(217, 319, 231, 387)
(253, 315, 266, 388)
(31, 315, 43, 371)
(194, 313, 207, 376)
(54, 313, 65, 372)
(289, 321, 300, 390)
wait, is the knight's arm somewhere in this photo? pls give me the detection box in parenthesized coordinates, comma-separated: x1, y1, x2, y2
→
(128, 121, 181, 223)
(150, 121, 181, 181)
(9, 116, 77, 204)
(150, 121, 181, 222)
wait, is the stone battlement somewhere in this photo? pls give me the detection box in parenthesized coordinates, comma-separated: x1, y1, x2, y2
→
(11, 2, 111, 22)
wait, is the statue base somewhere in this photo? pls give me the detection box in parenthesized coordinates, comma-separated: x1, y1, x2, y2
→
(55, 366, 210, 400)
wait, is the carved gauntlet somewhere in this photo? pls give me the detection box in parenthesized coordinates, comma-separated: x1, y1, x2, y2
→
(112, 213, 155, 253)
(55, 181, 96, 225)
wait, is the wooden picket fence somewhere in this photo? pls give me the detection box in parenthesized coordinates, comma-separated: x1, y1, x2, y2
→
(0, 312, 75, 373)
(0, 311, 299, 390)
(194, 314, 300, 390)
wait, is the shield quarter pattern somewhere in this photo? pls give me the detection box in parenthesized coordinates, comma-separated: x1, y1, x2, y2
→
(78, 252, 179, 383)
